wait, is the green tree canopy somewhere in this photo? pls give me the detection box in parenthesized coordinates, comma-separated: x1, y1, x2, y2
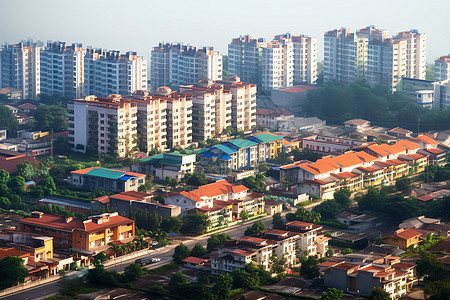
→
(185, 170, 207, 186)
(333, 189, 351, 208)
(16, 161, 35, 181)
(169, 271, 186, 291)
(319, 288, 344, 300)
(32, 105, 68, 132)
(241, 174, 267, 192)
(312, 200, 344, 220)
(8, 176, 25, 193)
(272, 213, 284, 229)
(173, 243, 191, 264)
(0, 105, 18, 137)
(245, 220, 267, 236)
(214, 273, 233, 300)
(190, 243, 206, 258)
(161, 216, 182, 233)
(368, 287, 391, 300)
(0, 170, 10, 185)
(207, 233, 232, 252)
(0, 257, 28, 290)
(181, 212, 211, 234)
(300, 256, 320, 279)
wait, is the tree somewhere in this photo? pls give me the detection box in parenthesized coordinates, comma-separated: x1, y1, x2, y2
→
(16, 161, 36, 181)
(288, 206, 321, 223)
(107, 243, 122, 258)
(341, 248, 353, 255)
(93, 251, 108, 265)
(240, 210, 250, 222)
(8, 176, 25, 193)
(368, 287, 390, 300)
(215, 274, 233, 300)
(258, 162, 270, 173)
(161, 216, 182, 233)
(333, 189, 351, 208)
(425, 279, 450, 300)
(245, 221, 267, 236)
(300, 256, 320, 279)
(190, 243, 206, 258)
(186, 170, 207, 186)
(395, 177, 410, 192)
(291, 148, 322, 162)
(207, 233, 232, 252)
(0, 256, 28, 289)
(312, 200, 343, 219)
(0, 105, 18, 137)
(241, 174, 267, 192)
(169, 271, 186, 291)
(32, 105, 68, 132)
(272, 213, 284, 229)
(416, 251, 450, 281)
(168, 178, 178, 189)
(123, 263, 144, 281)
(173, 243, 191, 264)
(181, 212, 211, 234)
(38, 176, 56, 196)
(153, 194, 165, 204)
(53, 136, 70, 154)
(319, 288, 344, 300)
(0, 197, 11, 209)
(0, 170, 10, 185)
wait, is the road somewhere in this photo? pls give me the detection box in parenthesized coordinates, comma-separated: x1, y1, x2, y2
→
(1, 202, 322, 300)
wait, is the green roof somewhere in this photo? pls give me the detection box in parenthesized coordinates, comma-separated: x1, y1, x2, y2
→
(226, 139, 258, 149)
(249, 133, 283, 143)
(86, 167, 125, 179)
(140, 153, 164, 163)
(213, 144, 238, 154)
(159, 159, 182, 166)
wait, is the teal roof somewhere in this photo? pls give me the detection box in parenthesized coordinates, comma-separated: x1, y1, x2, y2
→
(140, 153, 164, 163)
(248, 133, 283, 143)
(159, 158, 182, 166)
(212, 144, 238, 154)
(86, 167, 127, 180)
(226, 139, 258, 149)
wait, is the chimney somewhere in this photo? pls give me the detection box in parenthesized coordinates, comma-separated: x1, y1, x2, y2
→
(31, 211, 44, 219)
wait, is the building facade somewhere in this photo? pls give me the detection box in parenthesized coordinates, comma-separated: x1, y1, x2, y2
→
(435, 55, 450, 81)
(0, 41, 41, 99)
(68, 94, 138, 157)
(150, 43, 222, 91)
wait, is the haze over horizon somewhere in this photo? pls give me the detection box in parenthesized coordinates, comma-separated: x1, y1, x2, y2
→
(1, 0, 449, 63)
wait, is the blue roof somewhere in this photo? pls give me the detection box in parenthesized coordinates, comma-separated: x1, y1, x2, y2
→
(118, 175, 134, 181)
(212, 144, 238, 154)
(200, 152, 214, 159)
(218, 154, 232, 160)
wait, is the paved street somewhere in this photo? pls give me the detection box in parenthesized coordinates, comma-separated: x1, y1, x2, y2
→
(1, 203, 323, 300)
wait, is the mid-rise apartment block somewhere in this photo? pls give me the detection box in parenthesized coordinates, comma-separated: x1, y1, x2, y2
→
(19, 212, 135, 253)
(228, 33, 317, 90)
(40, 41, 85, 98)
(84, 49, 147, 97)
(435, 55, 450, 81)
(68, 94, 138, 157)
(150, 43, 222, 91)
(273, 33, 318, 84)
(324, 26, 426, 92)
(433, 79, 450, 110)
(0, 41, 41, 99)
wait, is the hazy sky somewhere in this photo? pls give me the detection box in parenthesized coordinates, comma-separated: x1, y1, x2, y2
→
(1, 0, 449, 62)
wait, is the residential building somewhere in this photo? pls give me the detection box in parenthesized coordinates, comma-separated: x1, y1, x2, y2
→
(256, 109, 294, 130)
(216, 76, 256, 133)
(129, 90, 168, 153)
(412, 90, 434, 108)
(228, 35, 267, 86)
(273, 33, 318, 84)
(433, 79, 450, 110)
(435, 55, 450, 81)
(276, 116, 326, 133)
(105, 191, 181, 219)
(0, 149, 37, 173)
(0, 87, 22, 99)
(396, 30, 427, 80)
(70, 167, 145, 192)
(261, 39, 294, 90)
(150, 43, 222, 91)
(131, 151, 196, 180)
(40, 41, 84, 98)
(383, 228, 421, 250)
(68, 94, 138, 157)
(84, 49, 147, 97)
(180, 80, 232, 141)
(400, 77, 434, 98)
(0, 41, 42, 99)
(153, 87, 193, 148)
(283, 221, 329, 258)
(19, 212, 135, 253)
(0, 128, 6, 140)
(344, 119, 371, 132)
(164, 179, 264, 227)
(302, 135, 366, 155)
(270, 85, 319, 113)
(323, 257, 416, 299)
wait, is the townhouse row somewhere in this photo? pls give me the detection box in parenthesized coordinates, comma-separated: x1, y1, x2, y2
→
(211, 221, 330, 274)
(280, 135, 447, 199)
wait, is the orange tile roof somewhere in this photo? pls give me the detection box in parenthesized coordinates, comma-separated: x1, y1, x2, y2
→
(408, 153, 426, 160)
(182, 256, 207, 264)
(355, 151, 378, 162)
(426, 148, 444, 154)
(179, 191, 204, 203)
(189, 179, 248, 198)
(414, 135, 439, 145)
(0, 247, 31, 258)
(395, 140, 421, 150)
(388, 228, 421, 241)
(70, 167, 96, 175)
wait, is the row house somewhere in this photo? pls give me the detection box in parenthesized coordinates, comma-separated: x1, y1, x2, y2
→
(19, 212, 134, 254)
(323, 257, 417, 299)
(164, 180, 264, 228)
(199, 132, 283, 172)
(283, 221, 329, 258)
(280, 138, 444, 199)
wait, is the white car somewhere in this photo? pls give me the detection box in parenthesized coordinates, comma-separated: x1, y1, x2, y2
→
(151, 258, 161, 263)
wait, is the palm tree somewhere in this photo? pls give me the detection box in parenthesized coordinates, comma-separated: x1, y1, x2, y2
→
(133, 236, 146, 250)
(107, 243, 121, 258)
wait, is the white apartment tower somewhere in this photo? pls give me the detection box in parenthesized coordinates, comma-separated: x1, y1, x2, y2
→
(180, 80, 232, 141)
(130, 90, 168, 153)
(68, 95, 138, 158)
(40, 41, 85, 98)
(433, 79, 450, 110)
(84, 49, 147, 97)
(435, 55, 450, 81)
(150, 43, 222, 91)
(0, 41, 41, 99)
(228, 35, 267, 87)
(366, 38, 407, 92)
(396, 30, 427, 80)
(261, 40, 294, 90)
(274, 33, 318, 84)
(153, 87, 193, 148)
